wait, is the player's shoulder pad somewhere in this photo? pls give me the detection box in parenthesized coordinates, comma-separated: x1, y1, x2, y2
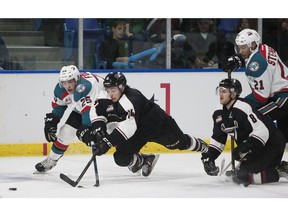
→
(74, 77, 92, 101)
(54, 83, 68, 100)
(234, 98, 253, 114)
(246, 50, 268, 78)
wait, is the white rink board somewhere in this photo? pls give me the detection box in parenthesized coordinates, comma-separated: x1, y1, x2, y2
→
(0, 71, 250, 144)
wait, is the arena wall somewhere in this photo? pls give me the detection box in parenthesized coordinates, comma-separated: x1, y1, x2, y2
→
(0, 70, 250, 156)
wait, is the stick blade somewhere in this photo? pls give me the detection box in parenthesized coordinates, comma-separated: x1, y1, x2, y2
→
(60, 173, 78, 187)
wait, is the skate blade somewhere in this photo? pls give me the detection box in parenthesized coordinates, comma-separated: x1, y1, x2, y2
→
(33, 170, 47, 174)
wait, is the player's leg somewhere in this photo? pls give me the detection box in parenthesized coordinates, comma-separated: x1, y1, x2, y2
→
(113, 134, 160, 177)
(233, 130, 286, 185)
(154, 115, 208, 153)
(35, 111, 82, 173)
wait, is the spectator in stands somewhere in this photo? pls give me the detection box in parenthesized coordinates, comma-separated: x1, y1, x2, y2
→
(99, 19, 133, 69)
(278, 19, 288, 67)
(184, 19, 221, 68)
(237, 19, 258, 31)
(147, 18, 182, 43)
(0, 36, 9, 70)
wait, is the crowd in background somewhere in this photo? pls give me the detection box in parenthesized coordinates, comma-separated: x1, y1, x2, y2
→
(1, 18, 288, 70)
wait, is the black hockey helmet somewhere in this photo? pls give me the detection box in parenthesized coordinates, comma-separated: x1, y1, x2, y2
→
(104, 72, 127, 91)
(218, 78, 242, 96)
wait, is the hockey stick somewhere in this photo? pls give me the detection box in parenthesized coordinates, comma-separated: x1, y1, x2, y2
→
(219, 160, 231, 176)
(92, 147, 100, 187)
(231, 136, 236, 175)
(219, 150, 249, 177)
(60, 148, 98, 187)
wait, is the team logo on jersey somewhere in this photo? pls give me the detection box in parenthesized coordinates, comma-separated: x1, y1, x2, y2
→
(106, 104, 114, 112)
(215, 115, 222, 123)
(249, 62, 260, 72)
(76, 84, 86, 93)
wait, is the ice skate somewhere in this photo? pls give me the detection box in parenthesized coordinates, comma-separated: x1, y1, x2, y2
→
(128, 153, 144, 173)
(277, 161, 288, 179)
(142, 154, 160, 177)
(34, 156, 58, 173)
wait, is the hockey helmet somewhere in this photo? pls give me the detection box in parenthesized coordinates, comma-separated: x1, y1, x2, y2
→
(218, 78, 242, 96)
(235, 28, 260, 48)
(59, 65, 80, 82)
(104, 72, 127, 90)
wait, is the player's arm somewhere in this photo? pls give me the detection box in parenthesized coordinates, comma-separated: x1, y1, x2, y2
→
(90, 94, 138, 156)
(44, 85, 68, 142)
(201, 110, 227, 176)
(223, 54, 245, 72)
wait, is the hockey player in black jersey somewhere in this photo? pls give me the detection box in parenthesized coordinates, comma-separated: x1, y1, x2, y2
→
(201, 78, 288, 186)
(76, 71, 208, 177)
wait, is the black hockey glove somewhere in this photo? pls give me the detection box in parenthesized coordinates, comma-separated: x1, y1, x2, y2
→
(232, 168, 252, 187)
(201, 152, 219, 176)
(232, 139, 254, 161)
(93, 130, 113, 156)
(223, 54, 245, 72)
(76, 125, 95, 147)
(44, 113, 60, 142)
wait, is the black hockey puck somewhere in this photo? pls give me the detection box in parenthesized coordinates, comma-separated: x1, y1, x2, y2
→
(9, 188, 17, 191)
(77, 185, 84, 188)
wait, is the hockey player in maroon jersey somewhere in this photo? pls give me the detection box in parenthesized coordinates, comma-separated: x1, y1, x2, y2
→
(223, 28, 288, 144)
(35, 65, 106, 173)
(77, 72, 209, 177)
(201, 78, 288, 186)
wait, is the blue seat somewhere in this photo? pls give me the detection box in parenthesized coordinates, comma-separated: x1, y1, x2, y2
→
(63, 18, 107, 68)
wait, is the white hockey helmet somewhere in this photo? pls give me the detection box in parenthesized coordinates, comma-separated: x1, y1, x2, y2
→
(235, 28, 260, 48)
(59, 65, 80, 82)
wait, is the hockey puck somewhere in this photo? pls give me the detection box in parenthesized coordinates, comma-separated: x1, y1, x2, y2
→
(77, 185, 84, 188)
(9, 188, 17, 191)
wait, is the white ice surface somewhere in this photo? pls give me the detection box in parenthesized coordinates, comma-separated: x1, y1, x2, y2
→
(1, 152, 288, 215)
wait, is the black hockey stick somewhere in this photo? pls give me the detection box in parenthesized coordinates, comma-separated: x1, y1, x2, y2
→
(227, 70, 236, 175)
(60, 148, 98, 187)
(230, 136, 236, 175)
(92, 147, 100, 187)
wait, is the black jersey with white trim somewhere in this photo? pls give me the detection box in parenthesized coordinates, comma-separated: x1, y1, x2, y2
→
(95, 85, 167, 145)
(210, 98, 277, 157)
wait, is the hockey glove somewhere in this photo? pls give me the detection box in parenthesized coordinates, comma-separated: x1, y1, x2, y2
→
(223, 54, 245, 72)
(93, 130, 113, 156)
(201, 152, 219, 176)
(76, 125, 95, 147)
(44, 113, 60, 142)
(232, 139, 254, 161)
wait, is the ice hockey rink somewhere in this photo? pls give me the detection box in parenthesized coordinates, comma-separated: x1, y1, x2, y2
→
(1, 152, 288, 216)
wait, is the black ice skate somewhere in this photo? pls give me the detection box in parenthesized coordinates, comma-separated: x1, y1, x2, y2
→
(142, 154, 160, 177)
(277, 161, 288, 179)
(128, 153, 144, 173)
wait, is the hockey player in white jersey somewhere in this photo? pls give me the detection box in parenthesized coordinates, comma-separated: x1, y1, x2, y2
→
(223, 28, 288, 143)
(34, 65, 106, 173)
